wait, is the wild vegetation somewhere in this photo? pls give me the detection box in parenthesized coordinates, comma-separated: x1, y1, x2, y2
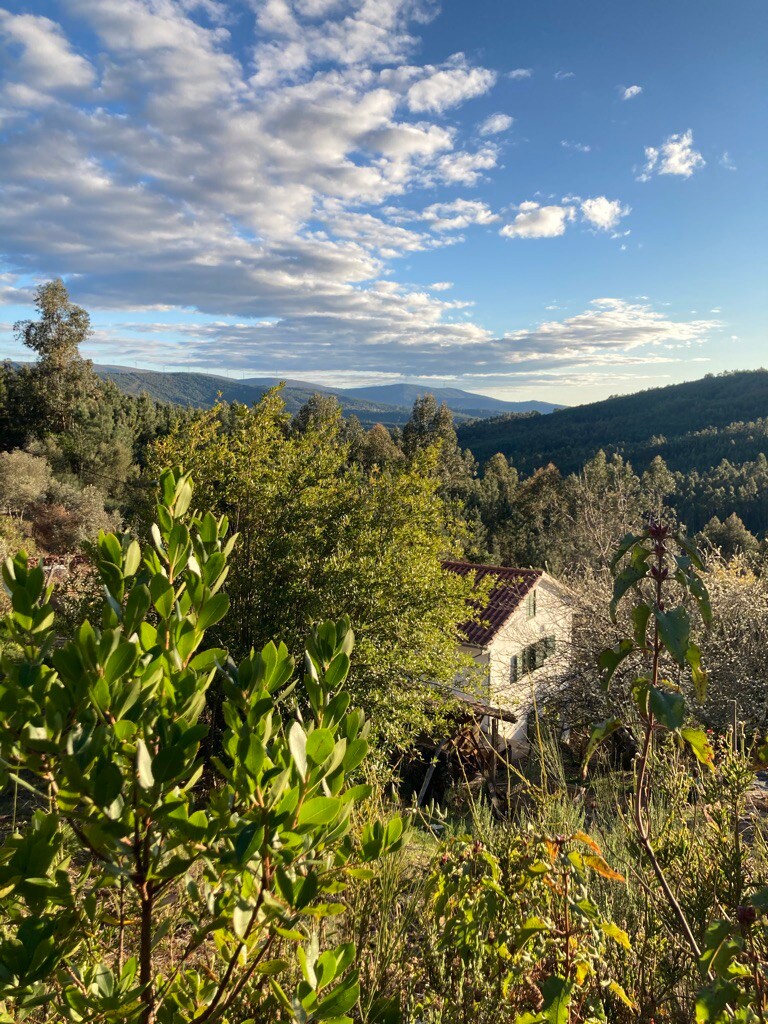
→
(1, 282, 768, 1022)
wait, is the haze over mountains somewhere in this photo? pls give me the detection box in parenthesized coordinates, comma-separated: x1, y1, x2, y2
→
(95, 365, 562, 427)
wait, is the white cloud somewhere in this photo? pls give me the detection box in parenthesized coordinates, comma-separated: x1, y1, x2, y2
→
(500, 203, 575, 239)
(639, 130, 705, 180)
(80, 297, 720, 383)
(621, 84, 642, 100)
(429, 281, 453, 291)
(0, 9, 95, 105)
(421, 198, 499, 231)
(501, 298, 720, 365)
(580, 196, 630, 231)
(720, 151, 737, 171)
(507, 67, 532, 79)
(435, 144, 499, 184)
(561, 140, 591, 152)
(501, 195, 630, 239)
(554, 70, 575, 80)
(478, 112, 514, 136)
(406, 58, 496, 113)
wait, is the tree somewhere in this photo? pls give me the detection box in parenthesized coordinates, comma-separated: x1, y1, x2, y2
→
(0, 450, 52, 521)
(13, 279, 98, 434)
(699, 512, 760, 560)
(564, 451, 644, 570)
(0, 468, 405, 1023)
(402, 395, 475, 495)
(150, 392, 477, 750)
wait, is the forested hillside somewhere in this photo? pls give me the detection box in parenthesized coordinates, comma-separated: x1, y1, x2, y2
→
(458, 369, 768, 474)
(95, 366, 559, 425)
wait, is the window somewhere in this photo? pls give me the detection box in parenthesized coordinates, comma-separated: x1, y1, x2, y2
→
(510, 654, 519, 684)
(526, 589, 537, 618)
(515, 636, 556, 677)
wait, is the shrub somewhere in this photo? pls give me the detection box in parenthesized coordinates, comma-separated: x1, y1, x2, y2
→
(0, 468, 404, 1023)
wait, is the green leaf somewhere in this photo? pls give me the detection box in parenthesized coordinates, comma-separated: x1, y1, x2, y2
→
(597, 640, 634, 690)
(315, 975, 360, 1020)
(582, 718, 623, 776)
(539, 975, 574, 1024)
(149, 575, 174, 619)
(297, 796, 342, 827)
(631, 604, 652, 647)
(653, 606, 691, 666)
(104, 642, 138, 685)
(288, 722, 307, 777)
(686, 643, 708, 702)
(93, 762, 122, 808)
(648, 686, 685, 731)
(306, 729, 335, 765)
(197, 592, 229, 632)
(254, 960, 289, 976)
(610, 564, 648, 620)
(610, 531, 642, 571)
(136, 740, 154, 789)
(696, 982, 740, 1023)
(600, 920, 631, 950)
(152, 745, 187, 783)
(513, 917, 549, 951)
(681, 727, 714, 768)
(324, 652, 350, 689)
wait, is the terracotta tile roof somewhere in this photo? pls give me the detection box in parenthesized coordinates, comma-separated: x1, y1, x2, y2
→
(442, 561, 543, 647)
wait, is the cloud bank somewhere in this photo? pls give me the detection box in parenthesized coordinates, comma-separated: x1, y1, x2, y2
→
(0, 1, 717, 390)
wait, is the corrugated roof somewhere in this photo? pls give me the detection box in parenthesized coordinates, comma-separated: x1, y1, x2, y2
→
(443, 561, 543, 647)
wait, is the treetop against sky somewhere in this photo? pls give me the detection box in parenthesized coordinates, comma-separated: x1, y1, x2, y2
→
(0, 0, 765, 403)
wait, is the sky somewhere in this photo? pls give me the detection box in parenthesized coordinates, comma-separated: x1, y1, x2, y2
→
(0, 0, 765, 405)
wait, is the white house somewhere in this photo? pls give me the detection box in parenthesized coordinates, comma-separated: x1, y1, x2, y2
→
(443, 561, 573, 755)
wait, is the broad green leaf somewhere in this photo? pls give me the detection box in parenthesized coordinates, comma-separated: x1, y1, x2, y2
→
(136, 740, 154, 789)
(681, 727, 714, 768)
(597, 640, 634, 690)
(600, 920, 631, 950)
(610, 565, 648, 620)
(93, 762, 122, 808)
(653, 606, 691, 666)
(686, 643, 708, 702)
(288, 722, 308, 777)
(306, 729, 335, 765)
(648, 686, 685, 731)
(104, 642, 138, 685)
(197, 592, 229, 632)
(297, 796, 342, 827)
(582, 718, 623, 775)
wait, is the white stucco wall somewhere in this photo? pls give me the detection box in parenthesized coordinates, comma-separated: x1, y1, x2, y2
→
(460, 576, 573, 753)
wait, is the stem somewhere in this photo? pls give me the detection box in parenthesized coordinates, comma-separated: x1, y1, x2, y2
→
(117, 876, 126, 976)
(631, 525, 701, 960)
(139, 881, 155, 1024)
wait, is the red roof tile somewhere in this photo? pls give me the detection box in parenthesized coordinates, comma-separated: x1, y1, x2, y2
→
(443, 561, 543, 647)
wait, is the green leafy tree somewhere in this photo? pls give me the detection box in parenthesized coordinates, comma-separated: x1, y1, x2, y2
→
(150, 394, 476, 750)
(699, 512, 760, 560)
(0, 468, 404, 1023)
(0, 450, 52, 522)
(13, 280, 98, 435)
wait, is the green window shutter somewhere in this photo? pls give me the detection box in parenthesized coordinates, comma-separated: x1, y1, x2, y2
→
(510, 655, 518, 684)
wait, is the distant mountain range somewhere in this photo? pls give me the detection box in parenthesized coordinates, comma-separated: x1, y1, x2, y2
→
(94, 365, 562, 426)
(456, 369, 768, 474)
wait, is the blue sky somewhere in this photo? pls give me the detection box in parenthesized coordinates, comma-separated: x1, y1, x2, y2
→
(0, 0, 765, 404)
